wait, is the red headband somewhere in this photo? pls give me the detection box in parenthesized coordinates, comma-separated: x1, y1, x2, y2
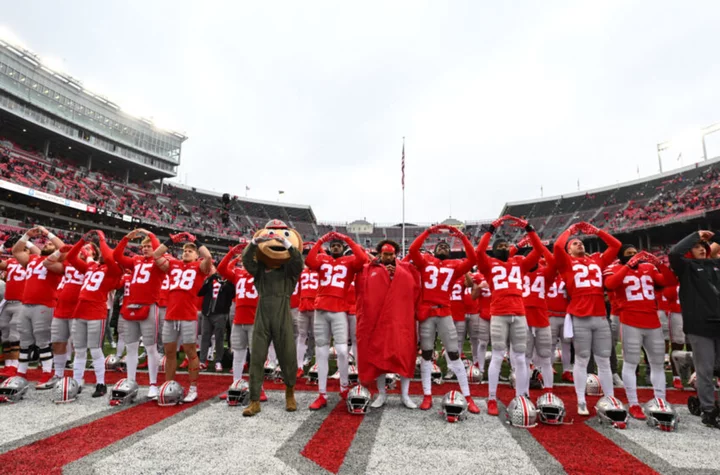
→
(381, 243, 395, 253)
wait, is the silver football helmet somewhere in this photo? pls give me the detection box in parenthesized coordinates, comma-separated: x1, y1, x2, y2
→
(505, 396, 538, 428)
(264, 359, 277, 379)
(227, 379, 250, 407)
(586, 374, 603, 396)
(157, 380, 184, 406)
(52, 377, 79, 404)
(104, 354, 119, 371)
(467, 364, 482, 384)
(671, 350, 694, 383)
(595, 396, 628, 429)
(529, 368, 544, 390)
(110, 378, 139, 406)
(536, 392, 566, 425)
(431, 362, 443, 384)
(346, 385, 371, 414)
(0, 376, 29, 403)
(384, 373, 398, 390)
(441, 390, 468, 423)
(307, 364, 319, 384)
(348, 365, 359, 385)
(645, 398, 679, 432)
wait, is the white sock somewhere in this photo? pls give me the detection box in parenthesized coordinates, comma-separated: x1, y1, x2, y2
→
(561, 341, 572, 372)
(126, 342, 139, 382)
(574, 356, 589, 404)
(420, 359, 433, 395)
(477, 341, 488, 374)
(622, 361, 638, 405)
(6, 359, 18, 369)
(73, 348, 87, 383)
(510, 351, 528, 397)
(54, 353, 67, 378)
(650, 362, 667, 400)
(116, 336, 125, 358)
(400, 376, 411, 398)
(488, 349, 504, 399)
(296, 335, 307, 369)
(336, 343, 349, 387)
(90, 348, 105, 385)
(351, 336, 358, 369)
(41, 357, 53, 373)
(146, 345, 160, 385)
(376, 375, 386, 395)
(539, 356, 553, 389)
(65, 341, 73, 362)
(18, 347, 29, 374)
(448, 357, 470, 397)
(316, 345, 329, 395)
(233, 349, 247, 380)
(596, 357, 614, 398)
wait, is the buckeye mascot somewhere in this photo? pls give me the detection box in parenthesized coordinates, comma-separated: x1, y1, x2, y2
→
(356, 240, 421, 409)
(241, 219, 303, 416)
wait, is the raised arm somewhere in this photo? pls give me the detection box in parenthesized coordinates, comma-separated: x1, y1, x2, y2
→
(65, 239, 89, 273)
(553, 227, 574, 272)
(603, 265, 629, 290)
(515, 220, 544, 273)
(597, 230, 622, 269)
(12, 228, 42, 266)
(454, 232, 477, 276)
(408, 228, 432, 270)
(42, 247, 66, 275)
(241, 242, 260, 276)
(153, 232, 190, 272)
(669, 231, 703, 276)
(475, 232, 493, 274)
(339, 234, 368, 270)
(218, 245, 245, 281)
(97, 232, 121, 276)
(306, 233, 335, 271)
(112, 235, 135, 269)
(193, 236, 214, 275)
(36, 226, 65, 251)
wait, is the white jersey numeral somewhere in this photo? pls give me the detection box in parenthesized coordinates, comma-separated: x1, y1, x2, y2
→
(169, 268, 197, 291)
(572, 263, 602, 288)
(624, 275, 655, 301)
(424, 265, 454, 291)
(235, 277, 258, 299)
(491, 265, 522, 290)
(319, 264, 348, 289)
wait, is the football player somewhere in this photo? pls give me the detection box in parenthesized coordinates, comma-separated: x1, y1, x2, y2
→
(65, 231, 122, 397)
(113, 229, 166, 399)
(476, 216, 543, 416)
(604, 246, 676, 419)
(296, 251, 319, 375)
(154, 232, 214, 403)
(0, 236, 34, 377)
(12, 226, 65, 386)
(466, 272, 492, 376)
(409, 224, 479, 414)
(305, 232, 368, 410)
(217, 243, 266, 401)
(662, 284, 686, 389)
(553, 222, 621, 415)
(546, 272, 573, 382)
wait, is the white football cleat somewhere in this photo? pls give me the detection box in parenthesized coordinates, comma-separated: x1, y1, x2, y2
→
(370, 394, 387, 408)
(577, 402, 589, 416)
(182, 386, 198, 403)
(402, 396, 417, 409)
(147, 385, 159, 400)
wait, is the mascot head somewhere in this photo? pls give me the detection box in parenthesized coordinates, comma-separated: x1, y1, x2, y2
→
(253, 219, 303, 268)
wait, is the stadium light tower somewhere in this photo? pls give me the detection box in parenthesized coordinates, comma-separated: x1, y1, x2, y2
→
(656, 121, 720, 173)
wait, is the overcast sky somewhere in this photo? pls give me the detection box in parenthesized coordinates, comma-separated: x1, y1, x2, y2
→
(3, 1, 720, 224)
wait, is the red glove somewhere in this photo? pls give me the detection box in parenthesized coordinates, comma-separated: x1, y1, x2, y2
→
(643, 253, 662, 268)
(576, 222, 599, 235)
(319, 232, 335, 244)
(333, 233, 349, 242)
(231, 243, 247, 255)
(491, 215, 512, 229)
(169, 233, 185, 244)
(626, 252, 648, 268)
(427, 225, 442, 234)
(508, 216, 529, 229)
(184, 233, 196, 242)
(516, 236, 531, 248)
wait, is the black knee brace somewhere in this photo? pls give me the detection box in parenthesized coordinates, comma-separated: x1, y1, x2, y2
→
(18, 347, 29, 363)
(447, 351, 460, 361)
(39, 346, 52, 361)
(421, 350, 433, 361)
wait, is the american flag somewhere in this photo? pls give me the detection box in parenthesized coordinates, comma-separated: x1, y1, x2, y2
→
(401, 142, 405, 190)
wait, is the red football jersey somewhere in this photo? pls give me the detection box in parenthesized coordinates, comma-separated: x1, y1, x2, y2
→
(119, 273, 132, 318)
(165, 259, 209, 322)
(546, 275, 568, 316)
(657, 292, 671, 313)
(3, 257, 26, 301)
(604, 262, 672, 328)
(307, 254, 364, 313)
(557, 254, 608, 317)
(299, 268, 319, 312)
(290, 281, 300, 309)
(414, 255, 473, 320)
(462, 273, 483, 315)
(345, 279, 357, 315)
(158, 274, 170, 307)
(662, 285, 681, 313)
(522, 266, 553, 327)
(450, 277, 466, 322)
(54, 264, 85, 319)
(124, 256, 166, 305)
(478, 257, 527, 317)
(226, 267, 259, 325)
(477, 281, 492, 321)
(72, 261, 122, 320)
(21, 255, 62, 307)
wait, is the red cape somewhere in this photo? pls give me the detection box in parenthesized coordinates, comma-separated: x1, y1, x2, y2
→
(356, 259, 420, 386)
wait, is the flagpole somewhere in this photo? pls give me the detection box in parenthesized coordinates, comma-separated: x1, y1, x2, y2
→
(402, 137, 406, 257)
